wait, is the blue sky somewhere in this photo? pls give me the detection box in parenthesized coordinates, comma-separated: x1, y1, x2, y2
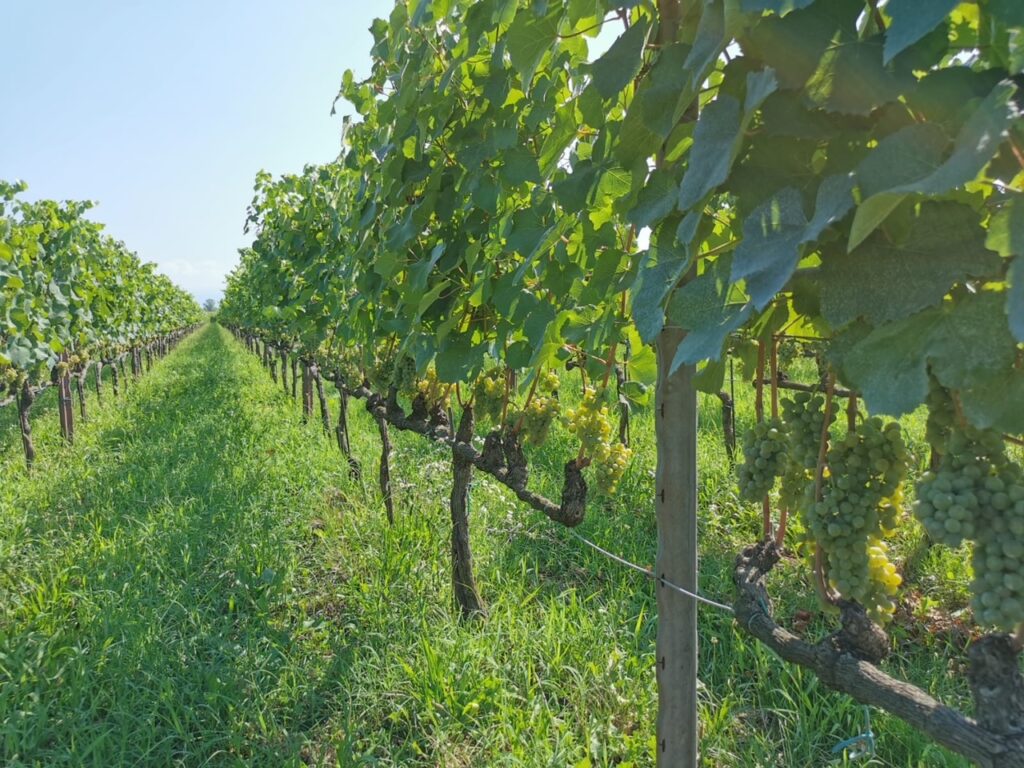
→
(1, 1, 394, 302)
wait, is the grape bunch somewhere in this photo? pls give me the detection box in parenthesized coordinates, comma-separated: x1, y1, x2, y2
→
(913, 422, 1024, 630)
(368, 351, 396, 392)
(972, 490, 1024, 630)
(823, 535, 903, 619)
(472, 368, 506, 424)
(776, 391, 836, 516)
(367, 352, 418, 396)
(593, 441, 631, 494)
(736, 419, 788, 502)
(514, 394, 560, 446)
(538, 368, 560, 394)
(333, 354, 363, 388)
(912, 428, 1007, 547)
(780, 392, 835, 470)
(805, 417, 909, 620)
(393, 354, 418, 397)
(1, 364, 18, 392)
(564, 387, 632, 493)
(416, 365, 450, 410)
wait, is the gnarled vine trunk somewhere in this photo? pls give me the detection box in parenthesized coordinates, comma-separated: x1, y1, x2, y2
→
(94, 361, 104, 404)
(376, 413, 395, 526)
(334, 378, 362, 479)
(75, 369, 88, 422)
(18, 380, 36, 469)
(451, 406, 485, 619)
(313, 366, 331, 436)
(735, 539, 1024, 768)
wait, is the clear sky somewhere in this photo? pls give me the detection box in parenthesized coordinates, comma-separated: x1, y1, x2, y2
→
(1, 1, 395, 303)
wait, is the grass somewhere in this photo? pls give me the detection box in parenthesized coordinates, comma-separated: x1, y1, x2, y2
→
(0, 324, 988, 766)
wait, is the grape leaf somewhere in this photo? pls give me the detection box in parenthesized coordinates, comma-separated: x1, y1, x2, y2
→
(843, 309, 941, 416)
(628, 168, 679, 229)
(683, 0, 726, 89)
(498, 147, 541, 187)
(731, 174, 853, 308)
(591, 18, 649, 99)
(507, 8, 562, 89)
(848, 82, 1018, 248)
(666, 257, 753, 369)
(988, 198, 1024, 340)
(805, 37, 905, 115)
(960, 367, 1024, 435)
(927, 292, 1016, 392)
(883, 0, 959, 64)
(740, 0, 815, 13)
(820, 202, 1000, 327)
(677, 70, 777, 211)
(741, 0, 864, 90)
(989, 0, 1024, 26)
(639, 43, 692, 138)
(631, 243, 691, 343)
(730, 188, 807, 306)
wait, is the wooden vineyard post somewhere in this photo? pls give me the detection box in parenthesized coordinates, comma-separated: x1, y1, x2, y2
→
(654, 326, 699, 767)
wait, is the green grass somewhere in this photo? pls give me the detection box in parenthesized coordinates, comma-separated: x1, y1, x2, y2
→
(0, 324, 983, 766)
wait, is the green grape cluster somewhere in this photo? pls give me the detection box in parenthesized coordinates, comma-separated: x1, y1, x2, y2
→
(913, 424, 1024, 630)
(781, 392, 835, 469)
(515, 394, 559, 446)
(912, 429, 1007, 547)
(972, 496, 1024, 630)
(564, 387, 632, 493)
(416, 365, 450, 410)
(393, 355, 418, 397)
(473, 368, 505, 424)
(538, 368, 560, 394)
(339, 358, 363, 387)
(593, 441, 631, 494)
(367, 351, 417, 395)
(806, 417, 909, 620)
(736, 419, 788, 501)
(368, 352, 395, 392)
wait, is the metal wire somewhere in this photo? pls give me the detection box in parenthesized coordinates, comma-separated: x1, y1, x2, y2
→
(566, 530, 735, 614)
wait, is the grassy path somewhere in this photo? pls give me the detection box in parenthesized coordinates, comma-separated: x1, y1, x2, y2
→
(0, 325, 350, 766)
(0, 324, 971, 767)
